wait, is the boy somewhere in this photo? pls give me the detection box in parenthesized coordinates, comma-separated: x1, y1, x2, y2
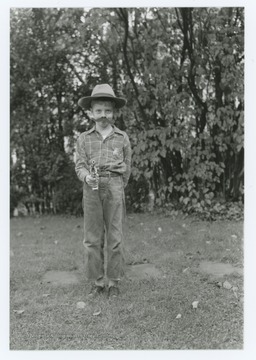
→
(75, 84, 131, 298)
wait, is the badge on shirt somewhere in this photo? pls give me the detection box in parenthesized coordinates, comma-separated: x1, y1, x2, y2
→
(113, 147, 121, 157)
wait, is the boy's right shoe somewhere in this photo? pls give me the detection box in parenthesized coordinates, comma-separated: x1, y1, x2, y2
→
(107, 286, 120, 298)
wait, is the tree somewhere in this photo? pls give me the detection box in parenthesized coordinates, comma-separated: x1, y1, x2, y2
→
(10, 7, 244, 218)
(10, 8, 85, 214)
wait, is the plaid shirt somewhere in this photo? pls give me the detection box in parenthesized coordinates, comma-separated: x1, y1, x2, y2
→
(75, 125, 132, 187)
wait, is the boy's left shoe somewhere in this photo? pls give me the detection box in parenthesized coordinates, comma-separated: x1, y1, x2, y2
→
(107, 286, 120, 298)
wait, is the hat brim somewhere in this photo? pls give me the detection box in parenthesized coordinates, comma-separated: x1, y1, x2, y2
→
(78, 95, 126, 110)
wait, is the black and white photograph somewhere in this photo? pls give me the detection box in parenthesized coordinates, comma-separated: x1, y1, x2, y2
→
(2, 0, 256, 358)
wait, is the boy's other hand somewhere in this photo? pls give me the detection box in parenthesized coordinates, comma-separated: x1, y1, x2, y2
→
(85, 174, 99, 188)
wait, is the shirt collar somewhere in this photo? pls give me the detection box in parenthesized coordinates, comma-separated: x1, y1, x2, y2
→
(89, 125, 123, 135)
(112, 125, 124, 135)
(87, 127, 96, 134)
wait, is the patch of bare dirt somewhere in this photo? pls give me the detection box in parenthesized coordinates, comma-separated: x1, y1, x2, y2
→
(126, 263, 162, 280)
(42, 271, 79, 285)
(198, 261, 243, 277)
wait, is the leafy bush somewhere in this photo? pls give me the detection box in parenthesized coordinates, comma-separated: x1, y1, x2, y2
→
(10, 8, 244, 218)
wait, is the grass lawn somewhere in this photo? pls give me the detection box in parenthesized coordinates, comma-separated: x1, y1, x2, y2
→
(10, 212, 243, 350)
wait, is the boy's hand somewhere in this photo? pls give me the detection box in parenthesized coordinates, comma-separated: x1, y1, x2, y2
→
(85, 174, 99, 189)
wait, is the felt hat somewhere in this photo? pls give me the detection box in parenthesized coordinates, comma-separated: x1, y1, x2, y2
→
(78, 84, 126, 110)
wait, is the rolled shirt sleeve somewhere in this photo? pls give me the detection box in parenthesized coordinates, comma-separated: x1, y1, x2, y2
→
(75, 134, 90, 182)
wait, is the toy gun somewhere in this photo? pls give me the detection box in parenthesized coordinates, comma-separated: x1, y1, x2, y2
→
(90, 160, 99, 190)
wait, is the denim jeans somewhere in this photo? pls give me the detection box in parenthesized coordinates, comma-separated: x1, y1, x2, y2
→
(82, 176, 125, 281)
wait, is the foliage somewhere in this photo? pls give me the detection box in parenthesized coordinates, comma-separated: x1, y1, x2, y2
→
(10, 7, 244, 217)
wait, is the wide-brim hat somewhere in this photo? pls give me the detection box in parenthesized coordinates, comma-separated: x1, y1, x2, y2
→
(78, 84, 126, 110)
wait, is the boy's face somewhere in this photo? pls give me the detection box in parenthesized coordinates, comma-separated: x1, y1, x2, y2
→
(91, 100, 115, 128)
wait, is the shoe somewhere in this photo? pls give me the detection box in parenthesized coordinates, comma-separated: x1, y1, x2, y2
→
(108, 286, 120, 298)
(88, 285, 105, 298)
